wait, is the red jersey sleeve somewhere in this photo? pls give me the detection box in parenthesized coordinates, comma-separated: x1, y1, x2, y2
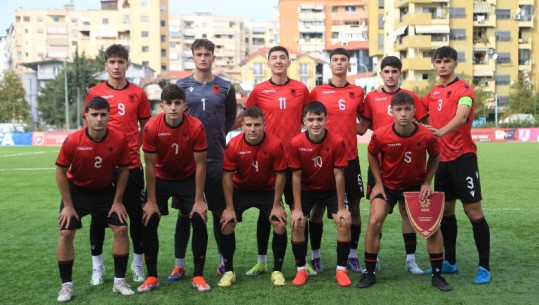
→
(417, 94, 430, 121)
(333, 137, 348, 168)
(223, 138, 238, 172)
(55, 135, 75, 167)
(426, 135, 440, 158)
(244, 87, 259, 108)
(117, 135, 132, 167)
(367, 131, 381, 156)
(137, 91, 152, 120)
(286, 137, 302, 170)
(192, 122, 208, 152)
(141, 120, 158, 153)
(272, 141, 287, 172)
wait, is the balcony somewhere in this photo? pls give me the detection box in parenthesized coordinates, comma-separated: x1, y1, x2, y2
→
(517, 14, 534, 27)
(395, 35, 431, 51)
(473, 61, 495, 77)
(396, 0, 433, 9)
(298, 11, 325, 21)
(402, 57, 432, 71)
(473, 15, 496, 27)
(395, 13, 432, 28)
(518, 59, 532, 70)
(518, 37, 532, 49)
(299, 25, 325, 33)
(473, 36, 495, 49)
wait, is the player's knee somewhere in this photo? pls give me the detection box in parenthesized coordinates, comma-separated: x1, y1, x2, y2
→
(59, 229, 76, 242)
(221, 222, 235, 235)
(110, 225, 128, 237)
(271, 221, 286, 234)
(190, 213, 205, 226)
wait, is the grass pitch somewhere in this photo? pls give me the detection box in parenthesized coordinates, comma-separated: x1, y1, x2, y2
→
(0, 143, 538, 305)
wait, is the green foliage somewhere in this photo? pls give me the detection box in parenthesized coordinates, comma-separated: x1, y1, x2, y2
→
(1, 144, 539, 305)
(507, 73, 536, 116)
(0, 71, 28, 123)
(38, 49, 104, 129)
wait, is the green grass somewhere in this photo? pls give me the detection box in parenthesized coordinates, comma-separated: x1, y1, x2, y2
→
(1, 143, 538, 305)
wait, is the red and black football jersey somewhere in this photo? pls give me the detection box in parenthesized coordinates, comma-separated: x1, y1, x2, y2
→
(363, 88, 423, 131)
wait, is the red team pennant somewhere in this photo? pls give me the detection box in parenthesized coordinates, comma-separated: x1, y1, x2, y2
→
(404, 192, 445, 238)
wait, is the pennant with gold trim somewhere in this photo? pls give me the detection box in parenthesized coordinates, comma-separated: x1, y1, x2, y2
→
(404, 192, 444, 238)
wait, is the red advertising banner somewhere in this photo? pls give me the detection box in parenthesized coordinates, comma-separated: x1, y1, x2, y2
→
(32, 132, 70, 146)
(471, 128, 539, 142)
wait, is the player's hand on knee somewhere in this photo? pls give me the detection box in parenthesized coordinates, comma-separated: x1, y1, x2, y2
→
(142, 201, 161, 226)
(59, 206, 79, 229)
(337, 208, 351, 227)
(270, 205, 287, 227)
(220, 208, 237, 230)
(290, 209, 305, 230)
(109, 202, 128, 224)
(190, 200, 208, 223)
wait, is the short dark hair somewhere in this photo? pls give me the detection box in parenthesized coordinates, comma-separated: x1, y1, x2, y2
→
(268, 46, 289, 59)
(390, 92, 415, 107)
(191, 38, 215, 54)
(380, 56, 402, 71)
(303, 101, 327, 117)
(432, 46, 458, 62)
(329, 48, 350, 60)
(161, 84, 185, 102)
(86, 97, 110, 112)
(243, 106, 265, 121)
(105, 44, 129, 61)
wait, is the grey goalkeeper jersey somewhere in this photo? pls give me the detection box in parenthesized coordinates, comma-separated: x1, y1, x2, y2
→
(176, 75, 237, 162)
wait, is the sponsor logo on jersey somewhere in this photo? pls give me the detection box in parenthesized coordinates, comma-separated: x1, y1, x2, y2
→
(374, 97, 387, 102)
(386, 143, 402, 147)
(433, 91, 440, 96)
(322, 90, 336, 94)
(158, 132, 172, 136)
(238, 151, 252, 155)
(263, 89, 277, 93)
(101, 95, 115, 99)
(188, 87, 194, 92)
(299, 147, 313, 152)
(77, 146, 93, 151)
(213, 85, 220, 94)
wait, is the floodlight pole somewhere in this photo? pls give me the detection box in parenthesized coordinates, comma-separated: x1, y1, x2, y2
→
(64, 59, 69, 130)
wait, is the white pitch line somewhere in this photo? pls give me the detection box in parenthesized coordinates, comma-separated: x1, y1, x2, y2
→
(0, 167, 55, 171)
(0, 151, 47, 158)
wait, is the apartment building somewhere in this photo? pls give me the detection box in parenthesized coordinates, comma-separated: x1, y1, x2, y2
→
(6, 0, 168, 75)
(240, 46, 318, 92)
(168, 13, 276, 78)
(369, 0, 539, 111)
(279, 0, 369, 58)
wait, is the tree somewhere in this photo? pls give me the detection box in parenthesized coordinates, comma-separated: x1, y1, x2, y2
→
(38, 49, 104, 129)
(508, 73, 535, 115)
(0, 71, 28, 123)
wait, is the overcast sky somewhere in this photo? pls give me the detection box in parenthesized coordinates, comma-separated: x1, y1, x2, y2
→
(1, 0, 277, 34)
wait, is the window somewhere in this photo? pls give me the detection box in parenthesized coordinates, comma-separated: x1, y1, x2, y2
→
(495, 31, 511, 42)
(161, 35, 166, 42)
(253, 63, 264, 76)
(161, 49, 166, 57)
(345, 6, 355, 12)
(496, 53, 511, 64)
(124, 14, 130, 24)
(142, 61, 149, 67)
(102, 18, 109, 25)
(518, 49, 531, 65)
(142, 31, 149, 38)
(497, 96, 508, 107)
(299, 63, 310, 76)
(332, 6, 338, 13)
(141, 1, 148, 7)
(170, 42, 177, 48)
(161, 20, 166, 27)
(141, 16, 149, 22)
(52, 17, 60, 22)
(23, 16, 30, 22)
(378, 14, 384, 29)
(142, 46, 149, 52)
(300, 78, 310, 88)
(457, 51, 466, 63)
(378, 0, 384, 9)
(332, 32, 339, 39)
(449, 7, 466, 18)
(495, 75, 510, 86)
(378, 34, 384, 50)
(449, 29, 466, 41)
(495, 9, 511, 20)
